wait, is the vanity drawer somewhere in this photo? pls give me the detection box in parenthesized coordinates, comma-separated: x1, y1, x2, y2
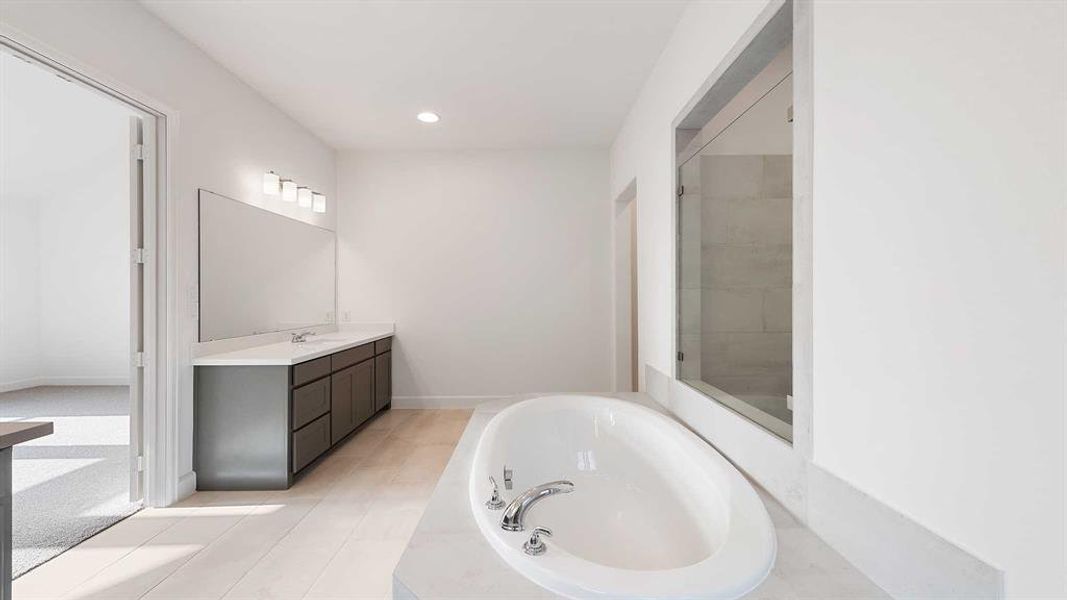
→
(292, 356, 331, 387)
(374, 337, 392, 355)
(292, 413, 330, 473)
(292, 377, 330, 431)
(332, 343, 374, 371)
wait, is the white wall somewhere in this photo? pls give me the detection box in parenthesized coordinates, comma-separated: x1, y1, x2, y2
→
(0, 51, 133, 390)
(337, 149, 612, 402)
(611, 0, 770, 387)
(0, 89, 40, 387)
(0, 0, 337, 494)
(610, 0, 1066, 596)
(811, 2, 1065, 595)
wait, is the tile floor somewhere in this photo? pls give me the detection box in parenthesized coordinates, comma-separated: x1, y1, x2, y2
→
(14, 409, 472, 600)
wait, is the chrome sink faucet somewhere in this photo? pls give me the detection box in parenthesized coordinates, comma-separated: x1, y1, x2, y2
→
(290, 331, 315, 343)
(500, 480, 574, 532)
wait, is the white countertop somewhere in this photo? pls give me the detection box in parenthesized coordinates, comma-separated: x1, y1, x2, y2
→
(191, 326, 394, 366)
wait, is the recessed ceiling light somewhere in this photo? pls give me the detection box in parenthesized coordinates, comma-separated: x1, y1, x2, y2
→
(417, 111, 440, 124)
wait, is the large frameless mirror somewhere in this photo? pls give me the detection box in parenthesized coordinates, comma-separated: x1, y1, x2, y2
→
(198, 189, 336, 341)
(676, 24, 793, 441)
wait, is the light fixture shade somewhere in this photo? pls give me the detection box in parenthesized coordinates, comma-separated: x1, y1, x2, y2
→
(417, 111, 440, 123)
(263, 171, 280, 195)
(297, 187, 313, 208)
(281, 180, 297, 202)
(312, 192, 326, 214)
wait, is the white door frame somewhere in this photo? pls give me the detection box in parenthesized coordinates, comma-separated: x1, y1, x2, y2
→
(0, 31, 182, 507)
(612, 179, 639, 393)
(129, 115, 146, 502)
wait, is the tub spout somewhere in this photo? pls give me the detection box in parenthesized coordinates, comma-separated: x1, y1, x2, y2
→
(500, 480, 574, 532)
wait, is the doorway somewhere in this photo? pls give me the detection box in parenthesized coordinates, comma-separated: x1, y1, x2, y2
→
(613, 181, 638, 392)
(0, 47, 152, 576)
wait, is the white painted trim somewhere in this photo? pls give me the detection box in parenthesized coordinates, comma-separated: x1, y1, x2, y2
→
(0, 26, 181, 508)
(0, 378, 132, 394)
(392, 396, 505, 409)
(177, 470, 196, 501)
(790, 0, 814, 461)
(611, 179, 638, 393)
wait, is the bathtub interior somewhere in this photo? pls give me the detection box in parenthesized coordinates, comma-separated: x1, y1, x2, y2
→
(477, 397, 733, 571)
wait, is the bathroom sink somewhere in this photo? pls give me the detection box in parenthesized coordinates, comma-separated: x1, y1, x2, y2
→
(292, 335, 354, 348)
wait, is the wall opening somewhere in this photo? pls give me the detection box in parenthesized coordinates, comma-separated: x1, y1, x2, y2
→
(674, 1, 795, 442)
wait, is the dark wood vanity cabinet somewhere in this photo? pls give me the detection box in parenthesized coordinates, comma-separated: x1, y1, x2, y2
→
(195, 336, 393, 490)
(330, 367, 354, 444)
(292, 376, 330, 430)
(375, 352, 392, 412)
(330, 359, 374, 444)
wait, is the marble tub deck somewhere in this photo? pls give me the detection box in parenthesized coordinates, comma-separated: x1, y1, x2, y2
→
(394, 393, 890, 600)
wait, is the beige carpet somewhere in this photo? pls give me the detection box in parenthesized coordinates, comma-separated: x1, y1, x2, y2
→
(0, 385, 138, 577)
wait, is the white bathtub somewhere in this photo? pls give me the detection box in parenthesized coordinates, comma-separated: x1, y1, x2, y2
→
(468, 395, 776, 599)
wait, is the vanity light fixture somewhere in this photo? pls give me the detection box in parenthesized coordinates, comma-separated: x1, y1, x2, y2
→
(263, 171, 280, 195)
(281, 179, 297, 202)
(417, 111, 440, 124)
(312, 192, 326, 214)
(297, 186, 313, 208)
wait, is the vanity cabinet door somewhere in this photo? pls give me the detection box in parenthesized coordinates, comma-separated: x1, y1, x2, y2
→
(375, 351, 391, 411)
(352, 358, 375, 428)
(330, 366, 357, 444)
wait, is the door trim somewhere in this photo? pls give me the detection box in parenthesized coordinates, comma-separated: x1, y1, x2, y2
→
(0, 29, 181, 506)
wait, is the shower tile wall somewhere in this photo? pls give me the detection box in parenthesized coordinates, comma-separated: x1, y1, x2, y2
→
(700, 154, 792, 397)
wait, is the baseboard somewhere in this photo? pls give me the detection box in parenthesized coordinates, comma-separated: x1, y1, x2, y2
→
(807, 466, 1003, 598)
(392, 396, 504, 409)
(177, 471, 197, 501)
(0, 376, 130, 393)
(0, 379, 40, 394)
(644, 362, 1002, 598)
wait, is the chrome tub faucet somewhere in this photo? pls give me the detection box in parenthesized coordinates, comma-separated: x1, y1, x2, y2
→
(500, 480, 574, 532)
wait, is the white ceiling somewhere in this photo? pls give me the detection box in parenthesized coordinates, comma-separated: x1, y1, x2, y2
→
(141, 0, 687, 150)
